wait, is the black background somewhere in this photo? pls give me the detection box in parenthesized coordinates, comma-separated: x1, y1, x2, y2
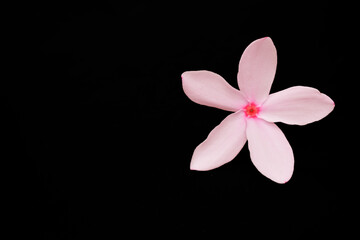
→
(4, 1, 356, 238)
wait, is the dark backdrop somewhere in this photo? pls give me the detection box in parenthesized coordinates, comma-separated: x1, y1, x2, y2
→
(4, 1, 355, 238)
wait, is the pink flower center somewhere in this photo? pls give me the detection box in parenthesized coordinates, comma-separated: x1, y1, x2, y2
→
(243, 103, 260, 118)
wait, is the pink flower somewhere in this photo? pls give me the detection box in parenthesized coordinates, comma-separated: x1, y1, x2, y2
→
(181, 37, 334, 183)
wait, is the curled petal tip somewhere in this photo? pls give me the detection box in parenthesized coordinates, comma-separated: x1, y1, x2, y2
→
(181, 72, 186, 80)
(282, 179, 289, 184)
(189, 163, 196, 171)
(181, 71, 191, 79)
(275, 176, 292, 184)
(189, 158, 209, 171)
(189, 159, 199, 171)
(261, 36, 272, 41)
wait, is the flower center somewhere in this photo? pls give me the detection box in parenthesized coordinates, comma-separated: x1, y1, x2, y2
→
(243, 103, 260, 118)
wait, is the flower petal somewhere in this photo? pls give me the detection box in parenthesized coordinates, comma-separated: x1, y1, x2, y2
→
(182, 70, 247, 112)
(237, 37, 277, 104)
(190, 111, 247, 171)
(258, 86, 335, 125)
(246, 118, 294, 183)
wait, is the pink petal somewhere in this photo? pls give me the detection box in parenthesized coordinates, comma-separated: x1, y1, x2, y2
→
(190, 111, 247, 171)
(182, 70, 247, 112)
(246, 118, 294, 183)
(258, 86, 335, 125)
(237, 37, 277, 104)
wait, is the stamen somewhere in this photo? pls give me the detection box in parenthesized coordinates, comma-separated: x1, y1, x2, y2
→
(244, 103, 260, 118)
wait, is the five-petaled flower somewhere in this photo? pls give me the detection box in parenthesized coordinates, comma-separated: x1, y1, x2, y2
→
(182, 37, 334, 183)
